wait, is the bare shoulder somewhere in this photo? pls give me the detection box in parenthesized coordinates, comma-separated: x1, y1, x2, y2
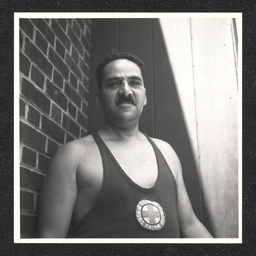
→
(150, 137, 182, 180)
(50, 134, 97, 174)
(60, 134, 96, 155)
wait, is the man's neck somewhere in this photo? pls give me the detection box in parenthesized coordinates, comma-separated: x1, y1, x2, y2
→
(99, 120, 141, 142)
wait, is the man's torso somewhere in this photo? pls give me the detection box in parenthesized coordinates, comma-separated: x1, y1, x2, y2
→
(72, 133, 167, 227)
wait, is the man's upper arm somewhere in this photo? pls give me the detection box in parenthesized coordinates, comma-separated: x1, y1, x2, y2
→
(153, 139, 197, 235)
(174, 154, 199, 235)
(37, 142, 80, 238)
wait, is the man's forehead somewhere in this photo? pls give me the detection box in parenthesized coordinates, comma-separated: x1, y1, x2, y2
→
(103, 59, 142, 75)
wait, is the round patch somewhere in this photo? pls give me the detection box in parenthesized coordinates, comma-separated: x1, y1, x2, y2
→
(135, 199, 166, 231)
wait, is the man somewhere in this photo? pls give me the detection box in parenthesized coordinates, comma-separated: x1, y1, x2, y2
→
(38, 52, 212, 238)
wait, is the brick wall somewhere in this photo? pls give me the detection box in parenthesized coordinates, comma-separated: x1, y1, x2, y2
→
(19, 18, 92, 238)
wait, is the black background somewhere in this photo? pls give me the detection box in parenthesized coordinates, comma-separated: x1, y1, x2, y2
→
(1, 0, 255, 255)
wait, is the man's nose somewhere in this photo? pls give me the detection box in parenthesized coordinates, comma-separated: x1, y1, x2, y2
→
(119, 81, 132, 96)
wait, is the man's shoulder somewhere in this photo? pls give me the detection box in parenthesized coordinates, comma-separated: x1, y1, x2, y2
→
(65, 134, 95, 149)
(149, 137, 181, 179)
(150, 137, 176, 155)
(53, 134, 97, 165)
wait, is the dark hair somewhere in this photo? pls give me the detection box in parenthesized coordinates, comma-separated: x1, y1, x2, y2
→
(96, 51, 145, 91)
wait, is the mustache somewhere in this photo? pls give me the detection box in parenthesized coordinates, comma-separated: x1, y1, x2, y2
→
(116, 94, 135, 105)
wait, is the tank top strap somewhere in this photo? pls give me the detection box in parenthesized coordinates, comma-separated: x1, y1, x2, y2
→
(92, 131, 104, 149)
(143, 133, 168, 169)
(143, 133, 177, 188)
(92, 131, 121, 167)
(91, 131, 115, 173)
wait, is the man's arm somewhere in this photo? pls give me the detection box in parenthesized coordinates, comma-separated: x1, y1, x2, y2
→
(37, 143, 79, 238)
(154, 139, 213, 238)
(175, 156, 213, 238)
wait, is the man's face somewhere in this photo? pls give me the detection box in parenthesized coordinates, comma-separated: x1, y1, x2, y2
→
(97, 59, 147, 124)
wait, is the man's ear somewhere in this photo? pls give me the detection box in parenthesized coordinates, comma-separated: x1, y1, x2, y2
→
(96, 92, 102, 107)
(144, 89, 147, 106)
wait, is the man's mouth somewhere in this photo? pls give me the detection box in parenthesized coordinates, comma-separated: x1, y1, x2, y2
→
(116, 100, 135, 105)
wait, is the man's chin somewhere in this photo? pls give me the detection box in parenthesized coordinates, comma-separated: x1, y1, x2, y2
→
(116, 111, 137, 120)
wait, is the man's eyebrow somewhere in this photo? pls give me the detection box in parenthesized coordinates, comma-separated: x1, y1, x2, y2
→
(128, 76, 142, 81)
(105, 76, 142, 83)
(105, 77, 123, 83)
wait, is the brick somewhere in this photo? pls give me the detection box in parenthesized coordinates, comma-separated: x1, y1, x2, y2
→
(47, 139, 59, 157)
(36, 132, 47, 152)
(49, 47, 69, 80)
(85, 26, 91, 42)
(83, 75, 89, 90)
(20, 19, 34, 39)
(20, 30, 24, 49)
(46, 79, 67, 110)
(85, 19, 92, 27)
(66, 133, 74, 143)
(53, 70, 64, 89)
(57, 19, 67, 31)
(56, 39, 65, 59)
(71, 46, 79, 64)
(67, 26, 83, 55)
(20, 215, 38, 237)
(35, 30, 48, 54)
(63, 114, 80, 138)
(70, 72, 77, 89)
(84, 21, 91, 32)
(68, 102, 76, 118)
(20, 190, 34, 211)
(20, 167, 44, 191)
(20, 52, 31, 76)
(31, 65, 45, 89)
(22, 146, 36, 167)
(83, 50, 90, 65)
(20, 99, 25, 117)
(35, 194, 40, 214)
(51, 19, 71, 50)
(20, 122, 46, 152)
(42, 116, 64, 143)
(75, 19, 84, 30)
(27, 105, 40, 127)
(38, 153, 51, 172)
(79, 83, 88, 100)
(77, 111, 87, 128)
(51, 103, 62, 123)
(81, 34, 91, 51)
(36, 131, 47, 152)
(64, 82, 81, 108)
(79, 59, 89, 77)
(24, 38, 53, 78)
(21, 78, 50, 114)
(66, 54, 82, 81)
(73, 20, 81, 38)
(81, 129, 87, 138)
(82, 102, 88, 115)
(31, 19, 54, 45)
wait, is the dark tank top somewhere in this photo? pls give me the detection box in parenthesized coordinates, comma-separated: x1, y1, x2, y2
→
(72, 132, 180, 238)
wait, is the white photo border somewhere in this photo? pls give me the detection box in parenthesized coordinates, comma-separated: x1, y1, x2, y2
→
(14, 12, 242, 244)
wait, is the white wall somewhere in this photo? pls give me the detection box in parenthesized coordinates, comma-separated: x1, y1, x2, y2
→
(159, 17, 240, 238)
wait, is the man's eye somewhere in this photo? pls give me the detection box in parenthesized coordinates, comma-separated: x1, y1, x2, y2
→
(130, 80, 140, 85)
(107, 81, 121, 88)
(129, 81, 141, 87)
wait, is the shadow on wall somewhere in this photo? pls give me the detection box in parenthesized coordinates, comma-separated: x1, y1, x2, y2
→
(88, 18, 214, 236)
(153, 20, 214, 235)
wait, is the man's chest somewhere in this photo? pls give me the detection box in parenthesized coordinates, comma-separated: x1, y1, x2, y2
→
(109, 144, 158, 188)
(73, 139, 159, 224)
(78, 140, 158, 189)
